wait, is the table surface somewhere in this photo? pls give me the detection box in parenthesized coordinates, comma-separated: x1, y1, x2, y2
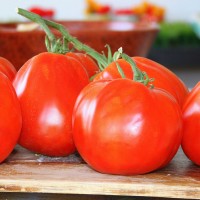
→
(0, 145, 200, 199)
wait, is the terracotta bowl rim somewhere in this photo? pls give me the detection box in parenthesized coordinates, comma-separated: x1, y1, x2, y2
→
(0, 20, 160, 33)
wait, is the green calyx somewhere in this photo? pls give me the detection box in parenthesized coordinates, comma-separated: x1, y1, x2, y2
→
(45, 36, 70, 54)
(17, 8, 153, 86)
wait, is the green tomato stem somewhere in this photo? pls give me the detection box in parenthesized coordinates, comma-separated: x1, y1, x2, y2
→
(17, 8, 151, 86)
(17, 8, 108, 67)
(45, 21, 108, 67)
(18, 8, 56, 47)
(120, 53, 141, 81)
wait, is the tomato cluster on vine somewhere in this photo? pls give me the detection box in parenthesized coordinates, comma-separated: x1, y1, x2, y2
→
(0, 8, 199, 176)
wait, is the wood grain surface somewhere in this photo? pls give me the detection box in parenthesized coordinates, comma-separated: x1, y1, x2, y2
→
(0, 145, 199, 199)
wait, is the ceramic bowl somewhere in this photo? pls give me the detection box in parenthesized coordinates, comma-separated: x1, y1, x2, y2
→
(0, 20, 159, 70)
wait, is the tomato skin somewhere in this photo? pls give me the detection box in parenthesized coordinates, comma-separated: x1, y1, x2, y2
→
(93, 57, 188, 107)
(13, 52, 89, 156)
(182, 82, 200, 165)
(73, 79, 182, 175)
(0, 57, 17, 81)
(0, 72, 22, 163)
(66, 52, 99, 78)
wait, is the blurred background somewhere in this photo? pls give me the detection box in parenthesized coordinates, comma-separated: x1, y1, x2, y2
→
(1, 0, 199, 22)
(1, 0, 200, 88)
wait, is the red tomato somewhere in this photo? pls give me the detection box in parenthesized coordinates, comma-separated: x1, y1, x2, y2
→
(0, 72, 22, 163)
(93, 57, 188, 107)
(66, 52, 99, 78)
(182, 82, 200, 165)
(0, 57, 17, 81)
(72, 79, 182, 175)
(29, 7, 55, 18)
(13, 52, 89, 156)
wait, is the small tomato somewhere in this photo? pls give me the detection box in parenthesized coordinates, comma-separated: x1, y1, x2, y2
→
(66, 52, 99, 78)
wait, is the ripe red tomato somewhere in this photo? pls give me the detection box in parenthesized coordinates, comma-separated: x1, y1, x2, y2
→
(0, 72, 22, 163)
(93, 57, 188, 107)
(72, 79, 183, 175)
(182, 82, 200, 165)
(13, 52, 89, 156)
(66, 52, 99, 78)
(0, 57, 17, 81)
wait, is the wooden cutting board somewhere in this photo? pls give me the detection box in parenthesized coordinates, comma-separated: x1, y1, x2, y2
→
(0, 145, 200, 199)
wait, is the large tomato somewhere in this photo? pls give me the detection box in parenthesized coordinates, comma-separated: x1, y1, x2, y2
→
(0, 72, 22, 163)
(66, 52, 99, 78)
(13, 52, 89, 156)
(182, 82, 200, 165)
(72, 79, 182, 175)
(93, 57, 188, 107)
(0, 57, 17, 81)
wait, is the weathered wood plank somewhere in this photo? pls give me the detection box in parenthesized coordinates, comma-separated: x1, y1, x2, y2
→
(0, 146, 199, 199)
